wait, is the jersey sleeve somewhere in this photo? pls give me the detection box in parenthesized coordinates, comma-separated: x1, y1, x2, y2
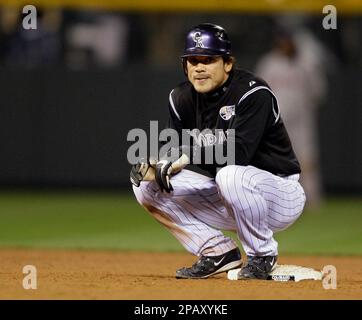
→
(167, 89, 183, 133)
(160, 89, 185, 155)
(230, 89, 276, 165)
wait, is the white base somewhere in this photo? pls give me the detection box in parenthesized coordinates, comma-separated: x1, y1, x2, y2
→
(227, 264, 323, 282)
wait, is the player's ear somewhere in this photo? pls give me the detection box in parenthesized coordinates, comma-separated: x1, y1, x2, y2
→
(224, 61, 233, 73)
(182, 58, 188, 76)
(223, 56, 234, 73)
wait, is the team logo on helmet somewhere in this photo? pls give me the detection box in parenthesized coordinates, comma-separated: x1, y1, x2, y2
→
(219, 105, 235, 121)
(192, 31, 204, 48)
(215, 30, 225, 39)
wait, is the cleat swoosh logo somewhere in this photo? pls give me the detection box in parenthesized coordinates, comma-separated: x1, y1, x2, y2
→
(214, 256, 226, 267)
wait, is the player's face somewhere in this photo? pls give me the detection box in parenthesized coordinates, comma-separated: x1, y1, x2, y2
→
(186, 56, 233, 93)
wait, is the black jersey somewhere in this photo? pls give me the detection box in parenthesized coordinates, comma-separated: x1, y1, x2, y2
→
(166, 69, 301, 177)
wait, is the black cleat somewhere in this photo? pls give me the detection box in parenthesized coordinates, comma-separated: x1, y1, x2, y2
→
(176, 248, 242, 279)
(237, 255, 278, 280)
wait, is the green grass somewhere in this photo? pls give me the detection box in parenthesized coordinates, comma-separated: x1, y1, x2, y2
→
(274, 198, 362, 255)
(0, 191, 361, 255)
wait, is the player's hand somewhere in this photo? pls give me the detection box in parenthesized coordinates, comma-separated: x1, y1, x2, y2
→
(130, 158, 157, 187)
(155, 160, 174, 193)
(155, 147, 190, 193)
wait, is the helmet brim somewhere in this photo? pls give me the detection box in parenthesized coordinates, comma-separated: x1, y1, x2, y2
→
(181, 48, 231, 58)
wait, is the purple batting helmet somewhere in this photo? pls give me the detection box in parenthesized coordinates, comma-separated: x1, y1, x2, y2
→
(181, 23, 232, 58)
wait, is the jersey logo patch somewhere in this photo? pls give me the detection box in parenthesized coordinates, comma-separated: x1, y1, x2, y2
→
(219, 105, 235, 121)
(249, 80, 256, 87)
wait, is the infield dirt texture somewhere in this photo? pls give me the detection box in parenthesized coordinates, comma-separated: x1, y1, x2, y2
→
(0, 192, 361, 299)
(1, 249, 362, 299)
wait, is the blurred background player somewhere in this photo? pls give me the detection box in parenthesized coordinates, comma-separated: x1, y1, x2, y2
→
(256, 25, 328, 208)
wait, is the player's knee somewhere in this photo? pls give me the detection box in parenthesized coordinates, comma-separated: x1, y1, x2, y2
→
(132, 184, 145, 205)
(132, 181, 156, 206)
(216, 165, 252, 197)
(216, 165, 241, 192)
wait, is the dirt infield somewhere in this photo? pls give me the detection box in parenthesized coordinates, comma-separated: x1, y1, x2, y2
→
(1, 249, 361, 300)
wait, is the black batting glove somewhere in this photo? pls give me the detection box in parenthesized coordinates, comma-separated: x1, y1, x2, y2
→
(155, 160, 174, 193)
(130, 161, 145, 187)
(130, 158, 153, 187)
(154, 146, 192, 193)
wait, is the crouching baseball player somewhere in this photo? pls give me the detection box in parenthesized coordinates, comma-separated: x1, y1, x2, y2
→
(130, 23, 306, 280)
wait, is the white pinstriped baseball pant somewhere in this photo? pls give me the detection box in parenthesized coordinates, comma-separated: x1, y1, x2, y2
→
(133, 165, 306, 257)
